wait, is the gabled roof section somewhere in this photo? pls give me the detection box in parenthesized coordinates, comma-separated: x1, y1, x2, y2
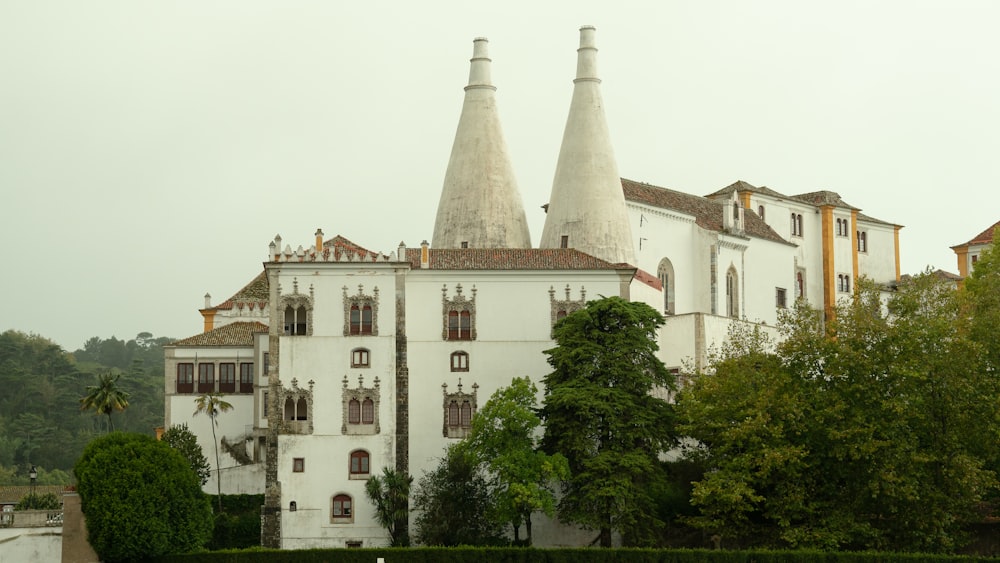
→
(404, 247, 630, 270)
(212, 271, 268, 311)
(321, 235, 389, 261)
(172, 321, 268, 347)
(791, 190, 860, 210)
(706, 180, 787, 200)
(622, 178, 789, 245)
(953, 220, 1000, 248)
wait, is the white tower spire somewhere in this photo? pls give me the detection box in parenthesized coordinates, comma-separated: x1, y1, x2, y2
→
(432, 37, 532, 249)
(540, 26, 635, 265)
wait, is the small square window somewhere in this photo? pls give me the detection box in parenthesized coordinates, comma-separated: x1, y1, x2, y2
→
(351, 348, 370, 368)
(293, 458, 304, 473)
(450, 351, 469, 372)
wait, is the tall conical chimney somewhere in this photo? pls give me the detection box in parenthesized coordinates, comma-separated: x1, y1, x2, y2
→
(540, 26, 635, 265)
(432, 37, 532, 249)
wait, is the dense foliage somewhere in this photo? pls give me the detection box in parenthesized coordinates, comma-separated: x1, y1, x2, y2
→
(14, 491, 62, 510)
(412, 444, 506, 546)
(163, 423, 212, 486)
(0, 330, 170, 481)
(677, 268, 1000, 552)
(463, 376, 569, 545)
(75, 432, 213, 562)
(205, 494, 264, 550)
(148, 546, 1000, 563)
(541, 297, 676, 547)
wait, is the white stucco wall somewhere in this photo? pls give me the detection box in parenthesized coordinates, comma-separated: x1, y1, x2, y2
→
(0, 527, 62, 563)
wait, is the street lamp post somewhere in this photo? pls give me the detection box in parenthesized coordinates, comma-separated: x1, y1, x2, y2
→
(28, 465, 37, 509)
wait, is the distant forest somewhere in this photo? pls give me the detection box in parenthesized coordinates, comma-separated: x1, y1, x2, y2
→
(0, 329, 172, 484)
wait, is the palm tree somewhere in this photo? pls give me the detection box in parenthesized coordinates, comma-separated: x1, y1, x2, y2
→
(365, 467, 413, 546)
(79, 371, 130, 432)
(193, 392, 233, 512)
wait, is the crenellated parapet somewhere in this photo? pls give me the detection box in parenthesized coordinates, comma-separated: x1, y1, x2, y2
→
(267, 230, 397, 263)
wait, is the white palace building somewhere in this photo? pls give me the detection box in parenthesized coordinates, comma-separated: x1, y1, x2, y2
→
(163, 27, 902, 549)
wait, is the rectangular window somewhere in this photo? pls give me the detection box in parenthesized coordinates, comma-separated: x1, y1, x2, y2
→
(352, 349, 370, 368)
(263, 391, 269, 417)
(198, 364, 215, 393)
(263, 352, 269, 375)
(293, 458, 304, 473)
(239, 363, 254, 393)
(450, 352, 469, 372)
(448, 311, 472, 340)
(176, 363, 194, 393)
(776, 287, 787, 308)
(361, 305, 373, 335)
(560, 235, 569, 248)
(219, 363, 236, 393)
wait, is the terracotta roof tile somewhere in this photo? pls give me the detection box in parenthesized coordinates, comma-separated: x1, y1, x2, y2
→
(212, 271, 269, 311)
(171, 321, 268, 347)
(622, 178, 789, 245)
(954, 220, 1000, 248)
(705, 180, 787, 200)
(404, 247, 629, 270)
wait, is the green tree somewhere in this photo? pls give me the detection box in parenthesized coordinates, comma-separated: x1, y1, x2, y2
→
(412, 444, 505, 546)
(74, 433, 212, 562)
(540, 296, 676, 547)
(15, 492, 61, 510)
(465, 376, 569, 545)
(365, 467, 412, 546)
(162, 423, 211, 486)
(194, 392, 233, 512)
(677, 276, 999, 552)
(79, 371, 130, 432)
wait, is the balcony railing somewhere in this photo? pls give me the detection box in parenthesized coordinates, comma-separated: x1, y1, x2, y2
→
(0, 510, 63, 528)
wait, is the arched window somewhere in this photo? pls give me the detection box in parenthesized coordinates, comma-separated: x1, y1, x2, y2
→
(461, 401, 472, 427)
(348, 399, 361, 424)
(284, 397, 295, 421)
(657, 258, 676, 315)
(448, 401, 460, 427)
(758, 205, 765, 221)
(349, 305, 361, 335)
(796, 271, 804, 299)
(726, 267, 739, 318)
(349, 450, 370, 476)
(361, 398, 374, 424)
(296, 398, 308, 421)
(450, 351, 469, 372)
(331, 494, 353, 521)
(361, 305, 373, 334)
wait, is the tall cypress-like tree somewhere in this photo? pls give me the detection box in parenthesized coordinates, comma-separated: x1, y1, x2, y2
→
(540, 296, 675, 547)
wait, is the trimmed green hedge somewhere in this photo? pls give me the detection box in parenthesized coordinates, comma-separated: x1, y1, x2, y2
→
(151, 547, 1000, 563)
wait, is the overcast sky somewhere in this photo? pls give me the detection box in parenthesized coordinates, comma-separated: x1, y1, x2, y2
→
(2, 1, 998, 351)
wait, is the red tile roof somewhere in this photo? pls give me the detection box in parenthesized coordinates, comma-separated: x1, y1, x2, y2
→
(211, 271, 269, 311)
(404, 247, 630, 270)
(622, 178, 789, 245)
(954, 220, 1000, 248)
(171, 321, 268, 347)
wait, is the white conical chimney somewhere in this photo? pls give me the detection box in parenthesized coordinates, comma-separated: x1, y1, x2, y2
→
(540, 26, 635, 265)
(432, 37, 532, 249)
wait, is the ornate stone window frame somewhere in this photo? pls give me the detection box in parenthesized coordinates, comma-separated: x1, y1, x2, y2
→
(343, 285, 379, 336)
(279, 378, 314, 435)
(342, 374, 381, 435)
(442, 379, 478, 439)
(279, 278, 315, 336)
(442, 284, 476, 341)
(550, 285, 586, 333)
